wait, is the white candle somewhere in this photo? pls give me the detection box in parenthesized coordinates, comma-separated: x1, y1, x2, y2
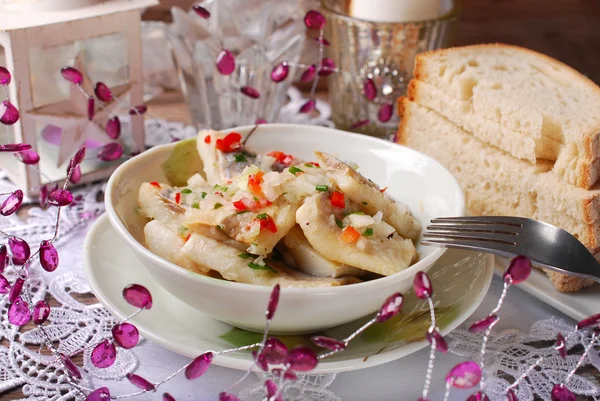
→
(349, 0, 452, 22)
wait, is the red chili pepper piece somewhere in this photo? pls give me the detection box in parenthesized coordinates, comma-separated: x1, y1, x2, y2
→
(267, 151, 294, 166)
(149, 181, 161, 188)
(204, 135, 211, 144)
(175, 193, 181, 204)
(330, 191, 345, 208)
(215, 133, 242, 153)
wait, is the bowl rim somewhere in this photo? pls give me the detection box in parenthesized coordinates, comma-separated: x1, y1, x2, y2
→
(104, 123, 466, 295)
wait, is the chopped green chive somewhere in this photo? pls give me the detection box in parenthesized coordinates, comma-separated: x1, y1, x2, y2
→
(181, 189, 192, 194)
(335, 218, 344, 229)
(238, 252, 253, 259)
(316, 184, 328, 192)
(288, 166, 304, 175)
(213, 184, 228, 192)
(304, 163, 315, 168)
(192, 202, 200, 209)
(236, 210, 250, 215)
(178, 226, 188, 236)
(362, 228, 374, 237)
(216, 225, 224, 230)
(234, 154, 247, 163)
(214, 203, 223, 209)
(201, 192, 207, 199)
(248, 262, 278, 273)
(362, 201, 368, 205)
(256, 213, 268, 220)
(253, 196, 259, 201)
(345, 211, 366, 216)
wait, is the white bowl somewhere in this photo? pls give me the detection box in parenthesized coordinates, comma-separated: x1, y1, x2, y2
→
(104, 124, 465, 334)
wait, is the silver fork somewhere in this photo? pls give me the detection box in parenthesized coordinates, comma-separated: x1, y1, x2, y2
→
(421, 216, 600, 283)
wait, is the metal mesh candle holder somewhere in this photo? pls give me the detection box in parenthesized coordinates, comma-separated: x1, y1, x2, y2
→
(321, 0, 459, 139)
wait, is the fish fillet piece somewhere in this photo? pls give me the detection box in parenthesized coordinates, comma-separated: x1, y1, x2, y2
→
(138, 182, 186, 232)
(180, 233, 359, 287)
(315, 151, 421, 240)
(144, 220, 209, 274)
(281, 226, 367, 278)
(296, 193, 416, 276)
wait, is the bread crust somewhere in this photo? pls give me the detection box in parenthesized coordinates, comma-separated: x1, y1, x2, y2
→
(413, 43, 600, 189)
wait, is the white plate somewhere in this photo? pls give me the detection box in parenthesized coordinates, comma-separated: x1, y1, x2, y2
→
(84, 214, 494, 373)
(494, 257, 600, 321)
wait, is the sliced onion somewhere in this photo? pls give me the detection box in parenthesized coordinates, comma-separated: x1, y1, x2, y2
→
(347, 214, 375, 228)
(246, 220, 261, 240)
(187, 173, 206, 188)
(373, 211, 383, 224)
(356, 236, 368, 251)
(260, 155, 276, 171)
(373, 221, 396, 238)
(345, 160, 359, 170)
(254, 255, 266, 266)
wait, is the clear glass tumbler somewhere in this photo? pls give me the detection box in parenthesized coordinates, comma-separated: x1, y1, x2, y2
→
(322, 0, 458, 139)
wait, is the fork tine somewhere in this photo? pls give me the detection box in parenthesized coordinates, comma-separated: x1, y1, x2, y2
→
(423, 231, 518, 245)
(431, 216, 524, 228)
(420, 237, 517, 257)
(426, 223, 518, 235)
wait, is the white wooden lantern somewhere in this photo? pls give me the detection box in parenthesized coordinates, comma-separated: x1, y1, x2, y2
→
(0, 0, 158, 197)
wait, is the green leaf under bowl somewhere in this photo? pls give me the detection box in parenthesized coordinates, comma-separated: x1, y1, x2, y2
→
(219, 327, 317, 351)
(161, 138, 205, 186)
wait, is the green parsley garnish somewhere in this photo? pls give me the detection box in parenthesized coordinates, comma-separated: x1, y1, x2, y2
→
(288, 166, 304, 175)
(234, 154, 247, 163)
(236, 210, 250, 215)
(335, 218, 345, 229)
(181, 189, 192, 194)
(256, 213, 268, 220)
(248, 262, 278, 273)
(362, 228, 374, 237)
(238, 252, 253, 259)
(201, 192, 207, 199)
(216, 225, 224, 230)
(192, 202, 200, 209)
(315, 185, 328, 192)
(253, 196, 259, 201)
(362, 201, 368, 205)
(214, 203, 223, 209)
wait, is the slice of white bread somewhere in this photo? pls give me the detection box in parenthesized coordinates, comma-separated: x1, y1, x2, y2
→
(397, 98, 596, 292)
(411, 44, 600, 189)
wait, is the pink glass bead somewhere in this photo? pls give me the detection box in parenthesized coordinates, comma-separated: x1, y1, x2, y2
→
(285, 346, 318, 372)
(8, 297, 31, 326)
(266, 379, 283, 401)
(350, 120, 370, 129)
(163, 393, 176, 401)
(271, 62, 289, 83)
(267, 284, 280, 320)
(216, 50, 236, 75)
(9, 236, 30, 265)
(39, 185, 49, 210)
(446, 361, 482, 389)
(555, 332, 567, 358)
(504, 255, 532, 284)
(255, 118, 267, 124)
(311, 335, 346, 351)
(241, 86, 260, 99)
(253, 350, 268, 371)
(219, 392, 241, 401)
(377, 102, 394, 122)
(299, 99, 316, 114)
(91, 339, 117, 368)
(468, 314, 499, 333)
(0, 67, 11, 85)
(73, 146, 86, 166)
(112, 322, 139, 349)
(0, 244, 6, 273)
(417, 398, 431, 401)
(33, 300, 51, 325)
(129, 105, 148, 115)
(39, 240, 59, 272)
(426, 327, 448, 353)
(69, 165, 82, 184)
(304, 10, 326, 30)
(363, 78, 377, 101)
(9, 277, 24, 302)
(273, 368, 297, 381)
(192, 4, 211, 18)
(127, 373, 155, 391)
(61, 353, 82, 379)
(318, 58, 336, 76)
(123, 284, 153, 309)
(466, 391, 490, 401)
(376, 292, 404, 322)
(414, 271, 433, 299)
(576, 313, 600, 330)
(16, 149, 40, 165)
(61, 67, 83, 85)
(264, 337, 288, 364)
(300, 65, 317, 83)
(0, 274, 9, 294)
(0, 143, 30, 152)
(1, 100, 20, 125)
(185, 352, 214, 380)
(94, 82, 113, 102)
(315, 37, 330, 46)
(97, 142, 123, 162)
(87, 97, 95, 121)
(551, 384, 576, 401)
(507, 389, 519, 401)
(1, 189, 23, 216)
(86, 387, 111, 401)
(106, 117, 121, 139)
(48, 189, 74, 207)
